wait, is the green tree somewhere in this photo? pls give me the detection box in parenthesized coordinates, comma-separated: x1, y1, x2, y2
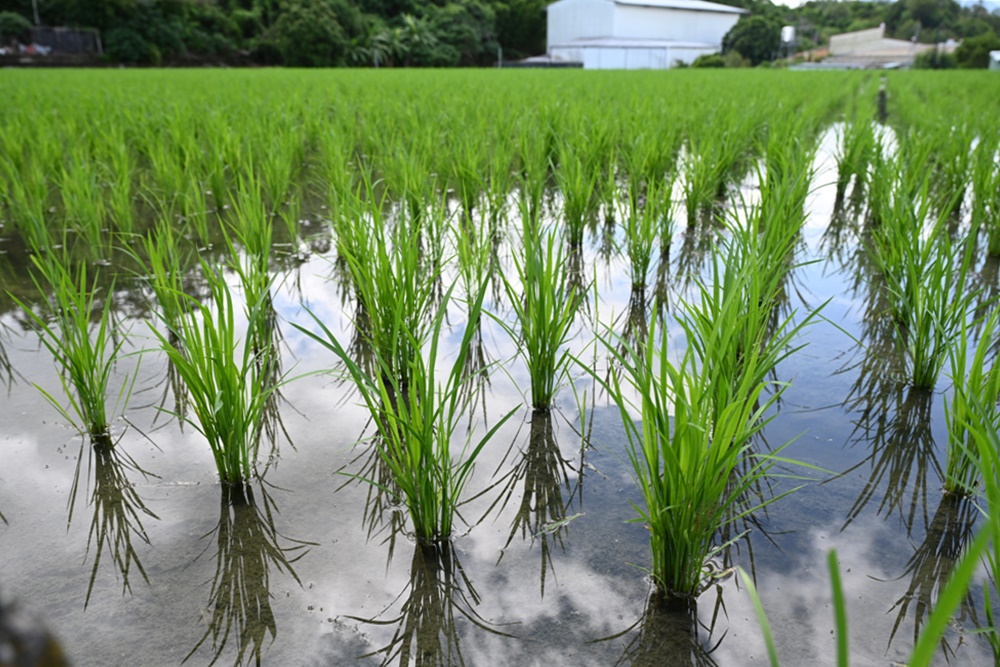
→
(424, 0, 498, 66)
(0, 11, 31, 43)
(493, 0, 546, 60)
(955, 30, 1000, 68)
(262, 0, 361, 66)
(723, 15, 781, 65)
(104, 26, 152, 62)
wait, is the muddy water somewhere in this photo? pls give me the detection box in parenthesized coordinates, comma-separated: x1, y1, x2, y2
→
(0, 129, 995, 666)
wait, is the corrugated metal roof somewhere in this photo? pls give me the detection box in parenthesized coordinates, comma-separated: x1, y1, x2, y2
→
(546, 0, 747, 14)
(550, 37, 717, 48)
(614, 0, 746, 14)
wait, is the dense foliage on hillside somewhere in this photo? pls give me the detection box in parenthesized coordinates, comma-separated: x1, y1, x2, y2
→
(717, 0, 1000, 67)
(0, 0, 998, 66)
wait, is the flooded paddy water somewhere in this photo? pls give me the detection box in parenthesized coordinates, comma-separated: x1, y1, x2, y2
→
(1, 71, 999, 666)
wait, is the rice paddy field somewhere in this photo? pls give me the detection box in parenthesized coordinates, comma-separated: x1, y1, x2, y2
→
(2, 69, 1000, 666)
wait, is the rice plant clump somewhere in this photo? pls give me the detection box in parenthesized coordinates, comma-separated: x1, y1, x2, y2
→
(13, 250, 135, 440)
(586, 224, 816, 600)
(944, 309, 1000, 496)
(297, 283, 515, 544)
(500, 225, 583, 411)
(153, 264, 282, 483)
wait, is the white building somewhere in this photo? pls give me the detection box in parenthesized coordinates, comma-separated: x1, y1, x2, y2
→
(546, 0, 746, 69)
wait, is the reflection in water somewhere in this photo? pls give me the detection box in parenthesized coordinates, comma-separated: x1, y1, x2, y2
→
(597, 211, 618, 265)
(495, 409, 576, 598)
(346, 436, 407, 566)
(348, 297, 376, 380)
(186, 482, 312, 666)
(821, 204, 860, 268)
(350, 541, 513, 666)
(674, 226, 720, 291)
(67, 435, 159, 609)
(252, 289, 291, 460)
(839, 387, 940, 538)
(458, 315, 492, 428)
(618, 286, 649, 355)
(146, 330, 189, 430)
(835, 235, 942, 536)
(652, 260, 671, 323)
(0, 320, 14, 390)
(971, 255, 1000, 343)
(567, 242, 588, 312)
(611, 587, 725, 667)
(884, 492, 979, 656)
(716, 433, 776, 582)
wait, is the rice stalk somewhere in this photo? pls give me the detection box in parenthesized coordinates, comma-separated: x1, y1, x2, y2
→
(296, 281, 515, 544)
(12, 245, 135, 439)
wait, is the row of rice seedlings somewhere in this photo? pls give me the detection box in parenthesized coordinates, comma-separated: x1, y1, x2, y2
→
(944, 309, 1000, 496)
(11, 237, 136, 443)
(585, 220, 816, 602)
(867, 146, 978, 389)
(963, 395, 1000, 662)
(759, 111, 822, 227)
(334, 176, 438, 389)
(926, 122, 975, 220)
(833, 103, 877, 213)
(58, 150, 113, 260)
(298, 282, 516, 544)
(102, 138, 138, 240)
(617, 180, 661, 294)
(483, 132, 518, 238)
(515, 121, 551, 231)
(681, 105, 761, 228)
(554, 133, 602, 250)
(448, 129, 489, 221)
(498, 222, 583, 412)
(152, 263, 284, 483)
(9, 71, 1000, 259)
(971, 133, 1000, 256)
(0, 153, 51, 251)
(617, 130, 680, 288)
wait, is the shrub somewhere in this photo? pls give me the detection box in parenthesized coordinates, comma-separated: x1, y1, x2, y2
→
(265, 0, 353, 66)
(691, 53, 725, 68)
(955, 31, 1000, 69)
(105, 27, 152, 64)
(913, 48, 957, 69)
(723, 15, 781, 66)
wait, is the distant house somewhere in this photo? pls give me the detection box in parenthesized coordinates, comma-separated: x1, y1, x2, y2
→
(824, 24, 932, 69)
(544, 0, 746, 69)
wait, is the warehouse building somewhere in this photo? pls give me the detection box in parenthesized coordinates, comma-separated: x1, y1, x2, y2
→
(544, 0, 746, 69)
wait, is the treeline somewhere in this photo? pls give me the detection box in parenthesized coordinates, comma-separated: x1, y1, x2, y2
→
(0, 0, 998, 67)
(718, 0, 1000, 68)
(0, 0, 543, 65)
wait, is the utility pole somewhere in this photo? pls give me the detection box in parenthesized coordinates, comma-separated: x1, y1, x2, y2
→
(31, 0, 41, 25)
